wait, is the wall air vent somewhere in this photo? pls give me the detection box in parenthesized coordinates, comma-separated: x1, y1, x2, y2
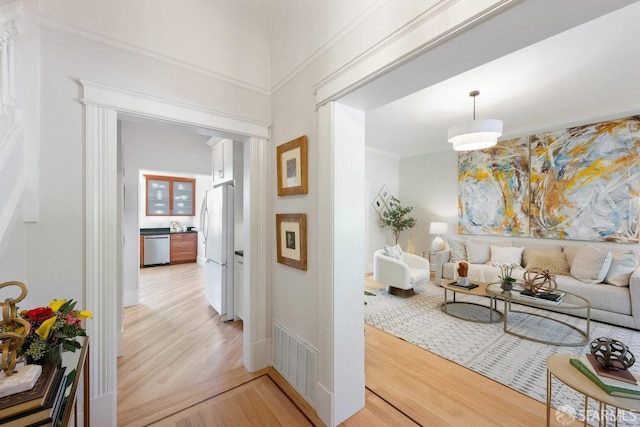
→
(272, 320, 317, 405)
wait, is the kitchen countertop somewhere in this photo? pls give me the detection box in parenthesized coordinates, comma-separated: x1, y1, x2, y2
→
(140, 227, 197, 236)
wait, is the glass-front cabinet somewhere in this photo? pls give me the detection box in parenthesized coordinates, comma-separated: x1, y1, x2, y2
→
(145, 175, 195, 216)
(171, 178, 194, 215)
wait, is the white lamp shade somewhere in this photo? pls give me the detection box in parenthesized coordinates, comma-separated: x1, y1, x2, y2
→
(428, 222, 448, 235)
(448, 119, 503, 151)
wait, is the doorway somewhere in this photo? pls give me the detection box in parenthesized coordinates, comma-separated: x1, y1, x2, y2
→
(82, 79, 270, 422)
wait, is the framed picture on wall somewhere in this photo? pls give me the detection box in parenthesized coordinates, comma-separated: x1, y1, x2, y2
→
(379, 185, 391, 202)
(277, 135, 308, 196)
(276, 213, 307, 270)
(371, 195, 385, 213)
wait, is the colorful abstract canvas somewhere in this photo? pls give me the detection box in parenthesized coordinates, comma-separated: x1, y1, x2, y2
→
(458, 137, 530, 236)
(530, 116, 640, 242)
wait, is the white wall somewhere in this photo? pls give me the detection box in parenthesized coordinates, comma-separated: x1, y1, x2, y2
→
(39, 0, 271, 93)
(364, 147, 400, 272)
(399, 149, 458, 256)
(13, 19, 268, 422)
(121, 120, 212, 306)
(20, 18, 269, 315)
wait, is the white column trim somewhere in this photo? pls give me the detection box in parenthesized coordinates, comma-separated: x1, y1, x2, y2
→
(85, 105, 118, 426)
(316, 102, 335, 425)
(243, 136, 271, 371)
(80, 81, 270, 424)
(313, 0, 510, 105)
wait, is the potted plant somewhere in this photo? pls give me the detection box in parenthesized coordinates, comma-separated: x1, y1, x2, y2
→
(499, 265, 516, 292)
(380, 196, 417, 244)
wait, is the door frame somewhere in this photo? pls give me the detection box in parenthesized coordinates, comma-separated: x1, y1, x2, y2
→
(80, 79, 270, 425)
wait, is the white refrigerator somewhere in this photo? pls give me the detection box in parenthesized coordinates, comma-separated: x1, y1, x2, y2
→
(201, 184, 235, 321)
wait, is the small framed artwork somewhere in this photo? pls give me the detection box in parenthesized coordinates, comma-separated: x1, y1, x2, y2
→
(379, 185, 391, 202)
(371, 195, 386, 213)
(277, 135, 308, 196)
(276, 213, 307, 270)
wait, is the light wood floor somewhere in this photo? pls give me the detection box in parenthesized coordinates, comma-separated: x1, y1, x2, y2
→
(118, 264, 562, 426)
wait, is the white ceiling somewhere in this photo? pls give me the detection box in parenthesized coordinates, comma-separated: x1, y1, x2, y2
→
(349, 0, 640, 158)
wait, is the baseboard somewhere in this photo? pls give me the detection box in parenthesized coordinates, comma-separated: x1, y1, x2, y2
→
(245, 336, 271, 373)
(315, 382, 333, 427)
(91, 391, 117, 427)
(123, 289, 139, 307)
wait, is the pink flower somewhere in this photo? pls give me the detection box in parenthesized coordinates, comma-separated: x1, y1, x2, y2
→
(65, 314, 81, 326)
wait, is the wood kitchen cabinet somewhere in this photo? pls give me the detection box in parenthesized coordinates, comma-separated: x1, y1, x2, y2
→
(145, 175, 195, 216)
(170, 233, 197, 264)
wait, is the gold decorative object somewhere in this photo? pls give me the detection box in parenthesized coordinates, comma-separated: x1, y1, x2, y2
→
(0, 281, 31, 376)
(523, 268, 557, 293)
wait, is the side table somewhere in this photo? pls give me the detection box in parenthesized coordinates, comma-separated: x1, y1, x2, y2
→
(422, 251, 437, 273)
(546, 354, 640, 426)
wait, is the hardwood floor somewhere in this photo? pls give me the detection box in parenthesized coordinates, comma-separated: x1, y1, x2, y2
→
(117, 264, 562, 426)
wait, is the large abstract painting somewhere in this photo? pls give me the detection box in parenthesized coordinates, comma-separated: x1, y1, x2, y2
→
(530, 116, 640, 242)
(458, 137, 529, 236)
(458, 115, 640, 243)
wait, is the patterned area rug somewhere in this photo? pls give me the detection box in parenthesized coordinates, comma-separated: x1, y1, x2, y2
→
(365, 282, 640, 426)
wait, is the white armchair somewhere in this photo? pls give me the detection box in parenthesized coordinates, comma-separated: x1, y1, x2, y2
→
(373, 249, 430, 296)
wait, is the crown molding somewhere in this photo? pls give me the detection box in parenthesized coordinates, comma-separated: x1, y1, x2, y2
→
(270, 0, 388, 94)
(313, 0, 512, 106)
(39, 14, 271, 97)
(0, 2, 19, 25)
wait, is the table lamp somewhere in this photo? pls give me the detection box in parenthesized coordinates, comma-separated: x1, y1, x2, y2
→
(429, 222, 448, 252)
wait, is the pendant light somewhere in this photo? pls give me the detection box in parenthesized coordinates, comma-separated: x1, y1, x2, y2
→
(447, 90, 503, 151)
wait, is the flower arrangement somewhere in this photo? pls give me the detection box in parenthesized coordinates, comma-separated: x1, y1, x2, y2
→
(18, 299, 93, 362)
(499, 265, 516, 291)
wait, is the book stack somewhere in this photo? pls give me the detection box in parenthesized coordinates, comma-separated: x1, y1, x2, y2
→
(0, 364, 67, 427)
(570, 355, 640, 400)
(449, 280, 478, 290)
(518, 289, 566, 305)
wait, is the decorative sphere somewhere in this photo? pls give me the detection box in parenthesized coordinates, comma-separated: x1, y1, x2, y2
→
(589, 337, 635, 370)
(524, 268, 557, 293)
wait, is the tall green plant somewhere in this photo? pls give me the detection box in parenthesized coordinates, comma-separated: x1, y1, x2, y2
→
(380, 196, 417, 244)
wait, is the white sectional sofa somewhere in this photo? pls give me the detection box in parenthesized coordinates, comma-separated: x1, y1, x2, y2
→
(434, 237, 640, 330)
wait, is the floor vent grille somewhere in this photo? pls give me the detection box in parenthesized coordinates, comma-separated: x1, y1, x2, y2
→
(273, 320, 317, 405)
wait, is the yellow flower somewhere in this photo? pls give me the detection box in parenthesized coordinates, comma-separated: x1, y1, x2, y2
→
(78, 310, 93, 319)
(49, 299, 67, 312)
(35, 316, 57, 340)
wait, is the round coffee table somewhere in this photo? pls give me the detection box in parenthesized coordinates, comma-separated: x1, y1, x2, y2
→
(441, 280, 503, 324)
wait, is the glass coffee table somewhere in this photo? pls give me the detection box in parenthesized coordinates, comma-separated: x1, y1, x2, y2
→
(441, 280, 503, 324)
(486, 283, 590, 346)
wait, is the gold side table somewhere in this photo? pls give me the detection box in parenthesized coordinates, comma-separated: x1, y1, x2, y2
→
(546, 354, 640, 426)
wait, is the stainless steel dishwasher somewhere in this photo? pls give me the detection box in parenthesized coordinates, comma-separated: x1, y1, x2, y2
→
(143, 235, 170, 266)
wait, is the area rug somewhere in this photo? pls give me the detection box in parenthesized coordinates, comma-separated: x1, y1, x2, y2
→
(364, 282, 640, 426)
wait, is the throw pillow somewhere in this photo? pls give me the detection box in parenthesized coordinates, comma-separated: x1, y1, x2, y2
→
(604, 249, 638, 287)
(570, 245, 613, 283)
(489, 245, 524, 266)
(383, 244, 403, 260)
(522, 250, 570, 275)
(466, 241, 491, 264)
(447, 238, 467, 262)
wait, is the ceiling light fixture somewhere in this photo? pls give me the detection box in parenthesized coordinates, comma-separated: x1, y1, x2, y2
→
(447, 90, 503, 151)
